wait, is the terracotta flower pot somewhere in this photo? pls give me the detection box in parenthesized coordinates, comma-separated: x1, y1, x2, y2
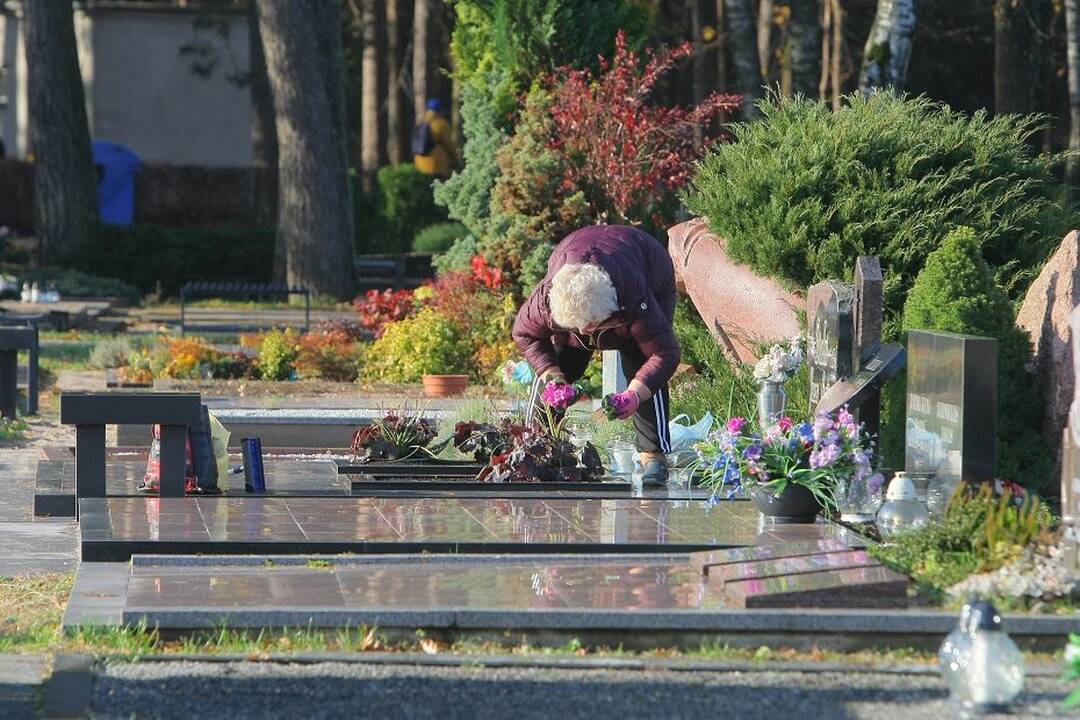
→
(422, 374, 469, 398)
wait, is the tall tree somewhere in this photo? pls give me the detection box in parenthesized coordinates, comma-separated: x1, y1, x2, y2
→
(787, 0, 822, 97)
(859, 0, 918, 94)
(386, 0, 405, 164)
(757, 0, 775, 83)
(994, 0, 1036, 115)
(22, 0, 98, 265)
(247, 1, 282, 281)
(1067, 0, 1080, 189)
(359, 0, 383, 192)
(413, 0, 431, 119)
(725, 0, 762, 118)
(819, 0, 844, 109)
(256, 0, 355, 300)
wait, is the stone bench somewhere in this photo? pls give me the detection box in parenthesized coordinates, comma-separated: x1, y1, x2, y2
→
(0, 324, 38, 417)
(60, 392, 202, 500)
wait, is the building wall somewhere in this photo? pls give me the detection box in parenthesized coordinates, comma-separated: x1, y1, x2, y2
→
(0, 1, 252, 167)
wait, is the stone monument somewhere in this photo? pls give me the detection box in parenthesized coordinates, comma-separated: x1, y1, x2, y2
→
(807, 280, 854, 410)
(905, 330, 998, 490)
(1060, 306, 1080, 572)
(667, 218, 801, 364)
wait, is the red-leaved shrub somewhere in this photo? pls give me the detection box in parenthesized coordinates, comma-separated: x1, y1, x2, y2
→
(354, 288, 417, 338)
(547, 30, 742, 228)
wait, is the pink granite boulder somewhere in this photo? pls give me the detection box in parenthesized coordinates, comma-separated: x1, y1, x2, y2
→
(668, 218, 802, 364)
(1017, 230, 1080, 447)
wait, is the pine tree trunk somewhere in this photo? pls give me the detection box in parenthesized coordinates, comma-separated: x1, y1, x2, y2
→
(248, 1, 282, 282)
(859, 0, 918, 94)
(387, 0, 408, 164)
(716, 0, 730, 119)
(22, 0, 98, 266)
(994, 0, 1036, 115)
(725, 0, 761, 118)
(360, 0, 382, 193)
(413, 0, 430, 120)
(830, 0, 843, 110)
(256, 0, 355, 300)
(787, 0, 822, 98)
(1067, 0, 1080, 189)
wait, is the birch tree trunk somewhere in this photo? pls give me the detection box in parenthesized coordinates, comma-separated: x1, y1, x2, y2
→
(787, 0, 822, 98)
(22, 0, 98, 265)
(725, 0, 761, 118)
(858, 0, 918, 94)
(994, 0, 1035, 115)
(413, 0, 430, 120)
(256, 0, 355, 300)
(1066, 0, 1080, 189)
(247, 1, 282, 281)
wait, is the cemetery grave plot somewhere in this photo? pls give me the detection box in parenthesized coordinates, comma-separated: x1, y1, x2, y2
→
(76, 495, 863, 561)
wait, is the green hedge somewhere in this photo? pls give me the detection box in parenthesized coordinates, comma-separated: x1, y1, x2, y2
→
(413, 221, 469, 254)
(684, 93, 1076, 328)
(357, 165, 447, 254)
(74, 223, 274, 298)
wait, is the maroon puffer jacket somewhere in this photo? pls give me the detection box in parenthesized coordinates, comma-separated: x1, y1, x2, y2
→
(512, 225, 681, 394)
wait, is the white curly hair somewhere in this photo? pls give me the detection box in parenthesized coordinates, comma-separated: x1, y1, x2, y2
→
(549, 262, 619, 331)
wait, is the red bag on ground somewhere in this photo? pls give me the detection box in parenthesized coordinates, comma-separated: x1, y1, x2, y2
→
(140, 424, 198, 494)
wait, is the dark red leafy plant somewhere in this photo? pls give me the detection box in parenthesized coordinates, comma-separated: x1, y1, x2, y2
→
(354, 289, 417, 338)
(546, 30, 742, 229)
(454, 419, 605, 483)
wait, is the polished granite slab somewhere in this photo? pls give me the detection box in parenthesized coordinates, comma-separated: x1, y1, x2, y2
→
(79, 496, 862, 560)
(35, 458, 348, 517)
(120, 556, 715, 618)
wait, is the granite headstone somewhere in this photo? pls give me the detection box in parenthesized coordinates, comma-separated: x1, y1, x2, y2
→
(807, 281, 854, 409)
(905, 330, 997, 488)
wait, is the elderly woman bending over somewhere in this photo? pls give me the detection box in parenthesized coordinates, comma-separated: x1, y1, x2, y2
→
(512, 225, 682, 486)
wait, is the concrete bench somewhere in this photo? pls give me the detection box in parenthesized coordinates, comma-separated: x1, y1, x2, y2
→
(60, 392, 202, 501)
(0, 324, 38, 417)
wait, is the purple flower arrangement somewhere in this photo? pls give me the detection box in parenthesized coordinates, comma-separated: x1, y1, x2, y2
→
(694, 407, 883, 512)
(541, 381, 579, 409)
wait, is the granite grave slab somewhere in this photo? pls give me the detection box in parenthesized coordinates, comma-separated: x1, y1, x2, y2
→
(78, 496, 862, 561)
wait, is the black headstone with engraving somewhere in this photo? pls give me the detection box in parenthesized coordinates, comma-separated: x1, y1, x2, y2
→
(905, 330, 997, 485)
(807, 281, 854, 409)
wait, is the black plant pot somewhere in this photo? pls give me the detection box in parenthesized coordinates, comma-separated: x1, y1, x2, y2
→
(750, 483, 822, 524)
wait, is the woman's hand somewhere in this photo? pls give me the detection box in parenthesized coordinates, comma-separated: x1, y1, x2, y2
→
(605, 389, 641, 420)
(540, 368, 567, 384)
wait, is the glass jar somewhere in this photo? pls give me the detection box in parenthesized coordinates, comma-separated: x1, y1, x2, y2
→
(942, 601, 1025, 711)
(837, 471, 885, 523)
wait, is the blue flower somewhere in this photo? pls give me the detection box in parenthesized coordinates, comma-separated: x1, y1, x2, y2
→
(796, 422, 814, 442)
(743, 444, 763, 461)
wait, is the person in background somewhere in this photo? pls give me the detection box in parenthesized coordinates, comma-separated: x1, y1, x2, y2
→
(512, 225, 682, 487)
(412, 98, 457, 178)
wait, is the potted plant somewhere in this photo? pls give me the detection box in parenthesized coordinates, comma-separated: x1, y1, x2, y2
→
(694, 408, 882, 523)
(351, 412, 440, 462)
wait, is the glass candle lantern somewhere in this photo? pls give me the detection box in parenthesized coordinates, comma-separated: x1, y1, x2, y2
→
(940, 601, 1025, 712)
(875, 471, 930, 539)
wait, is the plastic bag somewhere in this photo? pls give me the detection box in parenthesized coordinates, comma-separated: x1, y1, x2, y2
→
(668, 413, 714, 451)
(208, 411, 231, 488)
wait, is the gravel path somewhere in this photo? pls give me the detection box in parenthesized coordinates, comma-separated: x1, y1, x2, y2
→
(90, 660, 1074, 720)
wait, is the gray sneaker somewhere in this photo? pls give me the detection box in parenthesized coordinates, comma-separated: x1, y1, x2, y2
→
(641, 459, 669, 487)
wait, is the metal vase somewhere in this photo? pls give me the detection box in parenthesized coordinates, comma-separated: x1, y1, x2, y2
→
(757, 381, 787, 427)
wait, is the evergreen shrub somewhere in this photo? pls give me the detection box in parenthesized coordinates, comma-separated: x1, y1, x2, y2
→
(684, 93, 1076, 325)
